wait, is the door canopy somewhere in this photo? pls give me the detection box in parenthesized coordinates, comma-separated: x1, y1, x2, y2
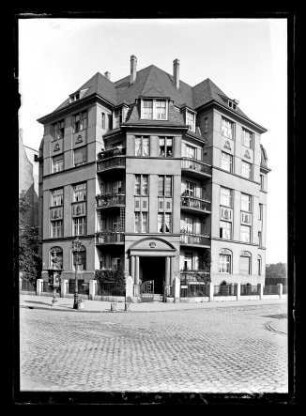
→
(129, 237, 176, 257)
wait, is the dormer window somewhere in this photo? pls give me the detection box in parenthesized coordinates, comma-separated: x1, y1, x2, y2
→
(228, 99, 238, 110)
(70, 91, 80, 102)
(185, 109, 196, 132)
(141, 99, 168, 120)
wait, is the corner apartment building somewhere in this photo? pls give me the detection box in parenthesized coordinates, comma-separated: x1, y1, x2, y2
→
(38, 55, 269, 299)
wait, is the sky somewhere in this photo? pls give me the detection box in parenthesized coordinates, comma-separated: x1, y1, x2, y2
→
(18, 18, 287, 264)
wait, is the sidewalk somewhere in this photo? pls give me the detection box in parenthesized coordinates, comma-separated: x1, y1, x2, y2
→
(19, 293, 287, 313)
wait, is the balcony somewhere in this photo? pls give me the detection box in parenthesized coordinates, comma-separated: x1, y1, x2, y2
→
(181, 195, 211, 215)
(181, 158, 212, 179)
(180, 230, 210, 247)
(95, 231, 125, 245)
(96, 194, 125, 210)
(97, 148, 126, 173)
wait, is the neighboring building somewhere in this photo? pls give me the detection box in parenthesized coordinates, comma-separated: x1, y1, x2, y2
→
(37, 56, 270, 299)
(19, 133, 39, 228)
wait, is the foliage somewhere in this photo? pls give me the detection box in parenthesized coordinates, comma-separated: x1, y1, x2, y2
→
(95, 268, 125, 294)
(265, 262, 287, 285)
(19, 194, 41, 283)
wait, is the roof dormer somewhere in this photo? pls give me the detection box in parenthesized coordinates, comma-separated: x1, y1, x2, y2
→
(228, 98, 239, 111)
(69, 88, 89, 103)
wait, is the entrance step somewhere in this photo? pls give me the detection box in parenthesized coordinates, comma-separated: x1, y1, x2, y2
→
(153, 294, 163, 302)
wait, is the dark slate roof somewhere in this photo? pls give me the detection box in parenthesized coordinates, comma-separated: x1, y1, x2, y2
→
(43, 63, 265, 132)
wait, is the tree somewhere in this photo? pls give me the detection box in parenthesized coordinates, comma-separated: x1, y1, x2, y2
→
(19, 194, 41, 283)
(265, 262, 287, 285)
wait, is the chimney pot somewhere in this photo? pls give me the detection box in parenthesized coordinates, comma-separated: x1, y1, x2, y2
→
(104, 71, 111, 80)
(130, 55, 137, 84)
(173, 59, 180, 89)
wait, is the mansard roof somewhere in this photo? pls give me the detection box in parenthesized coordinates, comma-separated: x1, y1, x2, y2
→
(38, 62, 267, 133)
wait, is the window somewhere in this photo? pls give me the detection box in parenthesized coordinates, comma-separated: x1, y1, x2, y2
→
(260, 174, 265, 191)
(184, 144, 196, 159)
(74, 146, 87, 166)
(218, 250, 232, 273)
(159, 137, 173, 157)
(241, 193, 252, 212)
(221, 152, 233, 172)
(240, 225, 251, 243)
(258, 255, 262, 276)
(73, 111, 87, 133)
(220, 187, 232, 207)
(259, 203, 263, 220)
(51, 188, 63, 206)
(73, 183, 87, 202)
(220, 221, 232, 240)
(52, 120, 65, 140)
(221, 117, 234, 139)
(73, 246, 86, 271)
(240, 252, 251, 275)
(113, 109, 121, 129)
(134, 212, 148, 233)
(185, 181, 195, 197)
(228, 100, 237, 110)
(134, 175, 148, 196)
(102, 113, 106, 129)
(243, 129, 253, 148)
(158, 176, 172, 196)
(141, 99, 168, 120)
(52, 154, 64, 173)
(241, 161, 252, 179)
(258, 231, 262, 247)
(73, 217, 87, 236)
(51, 220, 63, 238)
(50, 247, 63, 269)
(135, 136, 150, 156)
(108, 114, 112, 130)
(186, 110, 196, 132)
(158, 213, 172, 233)
(183, 252, 193, 271)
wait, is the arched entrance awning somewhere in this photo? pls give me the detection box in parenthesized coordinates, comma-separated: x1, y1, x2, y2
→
(128, 237, 177, 257)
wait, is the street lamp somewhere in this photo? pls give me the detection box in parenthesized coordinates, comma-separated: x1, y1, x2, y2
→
(72, 236, 82, 309)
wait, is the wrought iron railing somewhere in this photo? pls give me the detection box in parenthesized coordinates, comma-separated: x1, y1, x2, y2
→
(68, 279, 89, 295)
(95, 231, 125, 244)
(97, 156, 126, 172)
(181, 195, 211, 212)
(180, 283, 210, 298)
(180, 231, 210, 246)
(96, 194, 125, 208)
(96, 281, 125, 297)
(240, 284, 259, 296)
(263, 285, 279, 295)
(214, 283, 237, 296)
(181, 158, 212, 176)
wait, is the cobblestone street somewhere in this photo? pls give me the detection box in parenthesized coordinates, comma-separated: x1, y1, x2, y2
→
(19, 301, 288, 393)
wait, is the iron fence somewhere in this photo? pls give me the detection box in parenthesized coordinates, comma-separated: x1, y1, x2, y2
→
(68, 279, 89, 295)
(42, 281, 54, 293)
(283, 285, 288, 294)
(96, 281, 125, 297)
(21, 279, 36, 292)
(180, 283, 209, 298)
(263, 285, 279, 295)
(240, 284, 259, 296)
(214, 283, 237, 296)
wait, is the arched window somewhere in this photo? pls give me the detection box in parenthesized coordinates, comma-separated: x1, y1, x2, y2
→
(72, 245, 86, 271)
(240, 251, 252, 275)
(218, 249, 232, 273)
(257, 255, 262, 276)
(50, 247, 63, 269)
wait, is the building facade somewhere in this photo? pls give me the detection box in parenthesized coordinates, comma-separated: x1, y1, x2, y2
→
(38, 56, 270, 299)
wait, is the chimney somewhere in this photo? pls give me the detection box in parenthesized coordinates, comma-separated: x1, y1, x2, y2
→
(173, 59, 180, 89)
(130, 55, 137, 84)
(104, 71, 111, 80)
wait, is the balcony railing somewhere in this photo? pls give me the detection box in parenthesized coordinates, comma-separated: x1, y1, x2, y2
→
(96, 194, 125, 209)
(180, 230, 210, 246)
(95, 231, 125, 244)
(181, 195, 211, 213)
(97, 156, 126, 172)
(181, 158, 212, 177)
(98, 147, 126, 160)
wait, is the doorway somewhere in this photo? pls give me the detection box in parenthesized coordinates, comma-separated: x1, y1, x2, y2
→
(140, 257, 165, 294)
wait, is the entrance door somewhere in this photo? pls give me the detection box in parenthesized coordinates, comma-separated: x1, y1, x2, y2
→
(140, 257, 165, 294)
